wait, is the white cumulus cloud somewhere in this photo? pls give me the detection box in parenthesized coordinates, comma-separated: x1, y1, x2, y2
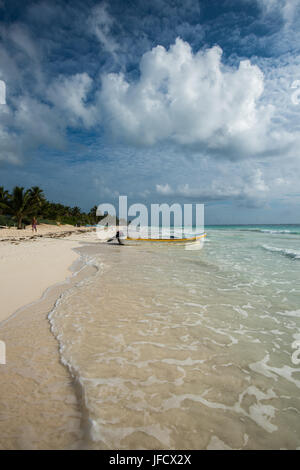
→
(47, 73, 97, 127)
(156, 166, 270, 207)
(99, 37, 273, 156)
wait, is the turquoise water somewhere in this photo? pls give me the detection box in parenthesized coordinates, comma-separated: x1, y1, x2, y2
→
(207, 224, 300, 235)
(48, 225, 300, 449)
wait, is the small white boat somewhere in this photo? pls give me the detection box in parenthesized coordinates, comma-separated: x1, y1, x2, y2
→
(126, 233, 206, 243)
(97, 226, 206, 249)
(124, 229, 206, 249)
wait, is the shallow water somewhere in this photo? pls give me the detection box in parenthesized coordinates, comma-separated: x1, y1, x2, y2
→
(46, 226, 300, 449)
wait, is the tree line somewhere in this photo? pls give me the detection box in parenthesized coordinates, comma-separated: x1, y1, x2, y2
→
(0, 186, 102, 229)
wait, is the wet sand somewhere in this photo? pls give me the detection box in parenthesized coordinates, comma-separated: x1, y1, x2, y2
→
(0, 243, 98, 449)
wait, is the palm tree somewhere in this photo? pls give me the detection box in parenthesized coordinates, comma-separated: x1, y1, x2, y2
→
(0, 187, 10, 202)
(1, 186, 37, 229)
(0, 184, 102, 227)
(89, 205, 97, 221)
(89, 205, 103, 224)
(29, 186, 45, 207)
(71, 206, 81, 218)
(29, 186, 46, 220)
(0, 187, 10, 215)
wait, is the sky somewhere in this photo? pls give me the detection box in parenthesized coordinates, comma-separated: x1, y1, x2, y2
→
(0, 0, 300, 224)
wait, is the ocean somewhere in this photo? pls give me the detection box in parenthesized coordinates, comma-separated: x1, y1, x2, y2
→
(2, 225, 300, 449)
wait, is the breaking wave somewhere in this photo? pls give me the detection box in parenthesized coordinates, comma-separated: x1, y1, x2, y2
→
(262, 245, 300, 260)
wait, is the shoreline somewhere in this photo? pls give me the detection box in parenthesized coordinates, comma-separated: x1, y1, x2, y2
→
(0, 232, 100, 449)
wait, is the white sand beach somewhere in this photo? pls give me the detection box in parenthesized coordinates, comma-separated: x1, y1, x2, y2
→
(0, 225, 95, 323)
(0, 227, 100, 450)
(0, 223, 92, 241)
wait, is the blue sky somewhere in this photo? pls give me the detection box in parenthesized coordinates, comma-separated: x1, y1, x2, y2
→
(0, 0, 300, 223)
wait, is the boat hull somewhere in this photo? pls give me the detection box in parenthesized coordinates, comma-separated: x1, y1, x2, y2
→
(126, 233, 206, 242)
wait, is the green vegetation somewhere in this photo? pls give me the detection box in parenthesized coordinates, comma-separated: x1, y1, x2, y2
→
(0, 186, 103, 228)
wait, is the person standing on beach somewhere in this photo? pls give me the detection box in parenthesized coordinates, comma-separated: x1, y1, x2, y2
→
(107, 227, 124, 244)
(116, 229, 123, 245)
(32, 217, 37, 232)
